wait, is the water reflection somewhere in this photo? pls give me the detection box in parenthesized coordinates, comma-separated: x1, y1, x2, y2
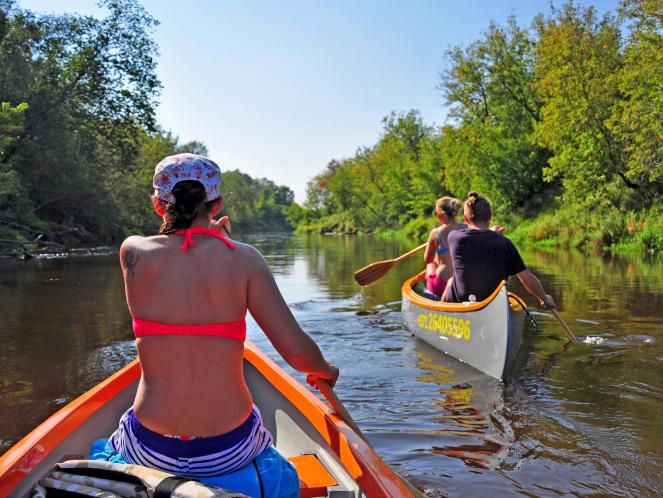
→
(415, 342, 514, 471)
(0, 255, 133, 453)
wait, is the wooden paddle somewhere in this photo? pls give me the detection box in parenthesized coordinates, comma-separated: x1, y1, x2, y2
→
(354, 243, 427, 286)
(316, 380, 426, 498)
(550, 308, 577, 342)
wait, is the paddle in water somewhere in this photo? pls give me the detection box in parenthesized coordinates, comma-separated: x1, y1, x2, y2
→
(551, 308, 577, 342)
(354, 243, 427, 286)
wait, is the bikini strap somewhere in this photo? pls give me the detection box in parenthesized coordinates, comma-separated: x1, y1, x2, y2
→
(436, 229, 449, 256)
(174, 227, 236, 251)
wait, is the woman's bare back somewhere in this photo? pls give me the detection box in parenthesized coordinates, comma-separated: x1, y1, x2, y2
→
(121, 232, 258, 436)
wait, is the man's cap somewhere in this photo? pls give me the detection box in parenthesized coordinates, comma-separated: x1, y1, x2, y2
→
(153, 153, 221, 203)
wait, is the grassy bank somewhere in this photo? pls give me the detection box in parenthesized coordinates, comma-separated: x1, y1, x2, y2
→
(296, 203, 663, 257)
(504, 204, 663, 256)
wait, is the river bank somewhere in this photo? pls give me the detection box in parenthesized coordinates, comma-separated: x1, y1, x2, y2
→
(296, 203, 663, 257)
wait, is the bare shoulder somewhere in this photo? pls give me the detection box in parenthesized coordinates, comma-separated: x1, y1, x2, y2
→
(230, 241, 274, 279)
(440, 224, 454, 237)
(231, 240, 266, 264)
(119, 235, 166, 273)
(120, 235, 165, 255)
(120, 235, 143, 252)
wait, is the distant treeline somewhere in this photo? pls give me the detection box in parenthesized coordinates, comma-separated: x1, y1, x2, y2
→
(0, 0, 293, 253)
(298, 0, 662, 254)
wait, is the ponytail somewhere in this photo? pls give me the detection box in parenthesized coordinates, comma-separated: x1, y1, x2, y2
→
(464, 191, 492, 223)
(159, 180, 216, 234)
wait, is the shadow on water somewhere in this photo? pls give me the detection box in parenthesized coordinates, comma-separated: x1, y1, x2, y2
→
(1, 234, 662, 497)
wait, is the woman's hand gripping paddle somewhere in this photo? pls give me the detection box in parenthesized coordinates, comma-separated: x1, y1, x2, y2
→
(211, 215, 232, 237)
(354, 243, 427, 286)
(315, 380, 426, 498)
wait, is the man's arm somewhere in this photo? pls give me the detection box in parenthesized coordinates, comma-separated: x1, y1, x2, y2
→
(516, 269, 557, 308)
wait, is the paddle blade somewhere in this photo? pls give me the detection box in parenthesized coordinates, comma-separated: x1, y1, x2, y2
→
(353, 260, 395, 286)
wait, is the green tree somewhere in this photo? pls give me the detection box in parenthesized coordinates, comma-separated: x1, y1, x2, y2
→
(441, 16, 551, 213)
(608, 0, 663, 202)
(0, 102, 28, 217)
(0, 101, 27, 155)
(534, 2, 629, 207)
(0, 0, 161, 242)
(303, 110, 440, 231)
(221, 170, 295, 232)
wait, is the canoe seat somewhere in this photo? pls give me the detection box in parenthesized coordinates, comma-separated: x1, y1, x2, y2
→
(288, 454, 338, 498)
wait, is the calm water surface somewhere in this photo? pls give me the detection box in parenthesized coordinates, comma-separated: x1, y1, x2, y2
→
(1, 234, 662, 497)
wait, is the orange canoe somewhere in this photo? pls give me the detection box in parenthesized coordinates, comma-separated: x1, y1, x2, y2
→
(0, 341, 416, 497)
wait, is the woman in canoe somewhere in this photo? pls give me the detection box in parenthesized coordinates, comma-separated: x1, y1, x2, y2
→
(423, 196, 465, 297)
(442, 191, 556, 309)
(108, 153, 338, 497)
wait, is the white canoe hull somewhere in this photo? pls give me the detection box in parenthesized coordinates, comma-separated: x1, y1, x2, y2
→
(402, 274, 526, 380)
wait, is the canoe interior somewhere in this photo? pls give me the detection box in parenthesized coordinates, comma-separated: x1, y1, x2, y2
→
(0, 342, 413, 497)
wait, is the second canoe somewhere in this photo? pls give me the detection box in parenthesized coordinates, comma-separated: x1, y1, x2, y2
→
(402, 272, 526, 380)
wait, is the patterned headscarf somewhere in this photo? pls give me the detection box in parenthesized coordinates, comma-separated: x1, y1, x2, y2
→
(153, 153, 221, 203)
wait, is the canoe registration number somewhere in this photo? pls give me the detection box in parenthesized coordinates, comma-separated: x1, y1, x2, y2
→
(417, 313, 471, 341)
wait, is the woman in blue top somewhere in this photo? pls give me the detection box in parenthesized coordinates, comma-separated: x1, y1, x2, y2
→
(423, 197, 465, 297)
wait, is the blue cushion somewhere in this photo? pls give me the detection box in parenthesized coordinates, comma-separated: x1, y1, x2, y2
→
(421, 289, 441, 301)
(89, 438, 299, 497)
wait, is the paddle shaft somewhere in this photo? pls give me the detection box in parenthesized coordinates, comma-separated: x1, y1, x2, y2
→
(354, 243, 427, 286)
(316, 381, 426, 498)
(316, 381, 366, 442)
(551, 308, 577, 342)
(394, 242, 428, 263)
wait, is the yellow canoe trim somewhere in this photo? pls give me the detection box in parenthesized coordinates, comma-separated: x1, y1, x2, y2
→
(402, 271, 523, 313)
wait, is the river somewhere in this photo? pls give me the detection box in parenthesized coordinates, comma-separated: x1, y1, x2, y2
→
(1, 234, 661, 497)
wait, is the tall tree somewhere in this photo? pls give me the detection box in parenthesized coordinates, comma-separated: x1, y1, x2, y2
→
(534, 2, 628, 207)
(0, 0, 161, 241)
(441, 16, 551, 212)
(609, 0, 663, 203)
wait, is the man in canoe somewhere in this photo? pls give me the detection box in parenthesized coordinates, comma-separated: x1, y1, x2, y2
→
(442, 191, 557, 309)
(106, 153, 338, 497)
(423, 196, 465, 297)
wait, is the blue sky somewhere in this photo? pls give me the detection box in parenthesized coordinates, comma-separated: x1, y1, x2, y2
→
(21, 0, 619, 202)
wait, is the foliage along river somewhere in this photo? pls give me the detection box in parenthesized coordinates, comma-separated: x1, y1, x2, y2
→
(1, 234, 661, 497)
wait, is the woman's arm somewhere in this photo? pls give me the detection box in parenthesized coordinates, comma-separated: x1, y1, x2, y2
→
(247, 248, 338, 385)
(423, 229, 437, 264)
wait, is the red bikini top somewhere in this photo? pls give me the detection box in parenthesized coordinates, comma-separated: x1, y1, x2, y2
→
(175, 226, 236, 251)
(132, 317, 246, 340)
(132, 227, 245, 341)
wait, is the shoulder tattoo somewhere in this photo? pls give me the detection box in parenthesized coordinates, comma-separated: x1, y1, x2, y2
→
(122, 246, 140, 279)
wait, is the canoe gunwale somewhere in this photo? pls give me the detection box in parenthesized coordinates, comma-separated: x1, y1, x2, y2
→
(401, 271, 508, 312)
(243, 342, 413, 497)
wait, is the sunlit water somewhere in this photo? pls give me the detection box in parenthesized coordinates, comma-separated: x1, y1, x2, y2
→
(1, 234, 661, 497)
